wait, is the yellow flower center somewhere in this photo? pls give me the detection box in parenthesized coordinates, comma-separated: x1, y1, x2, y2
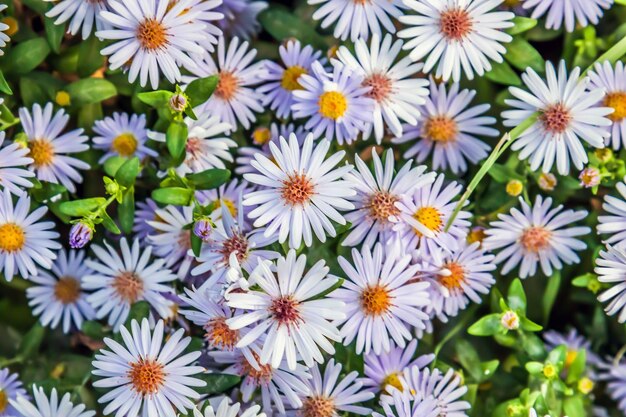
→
(506, 180, 524, 197)
(0, 389, 7, 413)
(364, 73, 392, 103)
(381, 372, 403, 392)
(467, 227, 486, 244)
(1, 16, 18, 36)
(440, 8, 473, 40)
(215, 71, 239, 100)
(252, 127, 272, 145)
(0, 223, 26, 252)
(204, 316, 239, 350)
(282, 174, 314, 206)
(112, 132, 138, 157)
(604, 92, 626, 122)
(540, 103, 571, 133)
(29, 139, 55, 167)
(55, 91, 71, 107)
(281, 65, 307, 91)
(136, 18, 168, 50)
(543, 363, 557, 379)
(439, 262, 465, 290)
(423, 116, 458, 142)
(503, 0, 521, 6)
(128, 359, 165, 395)
(113, 271, 144, 303)
(54, 276, 81, 305)
(413, 206, 443, 236)
(520, 226, 551, 253)
(578, 377, 594, 394)
(301, 396, 335, 417)
(318, 91, 348, 120)
(367, 191, 400, 223)
(361, 285, 392, 316)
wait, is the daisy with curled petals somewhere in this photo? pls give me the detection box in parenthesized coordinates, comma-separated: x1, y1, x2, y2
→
(342, 149, 435, 248)
(0, 368, 27, 417)
(398, 0, 514, 82)
(483, 196, 590, 279)
(331, 243, 430, 355)
(92, 319, 206, 417)
(236, 123, 305, 175)
(0, 131, 35, 196)
(93, 113, 156, 163)
(257, 40, 322, 119)
(97, 0, 206, 89)
(44, 0, 110, 40)
(363, 340, 435, 394)
(392, 81, 497, 174)
(598, 180, 626, 247)
(292, 359, 374, 417)
(308, 0, 405, 42)
(0, 5, 10, 55)
(210, 346, 311, 415)
(226, 250, 345, 370)
(193, 398, 265, 417)
(184, 36, 266, 131)
(392, 173, 471, 256)
(374, 387, 440, 417)
(0, 189, 61, 281)
(292, 62, 375, 145)
(147, 205, 195, 279)
(523, 0, 612, 33)
(243, 133, 356, 249)
(149, 113, 235, 176)
(10, 386, 94, 417)
(336, 34, 429, 143)
(595, 245, 626, 323)
(502, 60, 612, 175)
(589, 61, 626, 150)
(19, 103, 89, 193)
(83, 238, 177, 331)
(26, 249, 95, 334)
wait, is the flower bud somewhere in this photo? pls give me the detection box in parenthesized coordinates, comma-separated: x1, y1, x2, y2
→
(579, 167, 601, 188)
(506, 180, 523, 197)
(500, 310, 519, 330)
(538, 173, 557, 191)
(169, 93, 188, 112)
(69, 222, 93, 249)
(193, 217, 213, 242)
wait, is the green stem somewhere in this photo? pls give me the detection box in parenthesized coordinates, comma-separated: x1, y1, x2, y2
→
(582, 32, 626, 76)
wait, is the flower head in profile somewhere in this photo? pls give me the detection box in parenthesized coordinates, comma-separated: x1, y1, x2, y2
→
(595, 245, 626, 323)
(93, 113, 156, 163)
(484, 195, 590, 278)
(11, 386, 94, 417)
(0, 368, 27, 417)
(92, 319, 206, 417)
(398, 0, 514, 82)
(598, 180, 626, 247)
(589, 61, 626, 150)
(0, 131, 35, 196)
(523, 0, 612, 32)
(45, 0, 110, 39)
(193, 398, 265, 417)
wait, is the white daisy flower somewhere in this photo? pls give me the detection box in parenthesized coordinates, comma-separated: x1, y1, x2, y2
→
(10, 386, 94, 417)
(335, 33, 429, 143)
(181, 0, 223, 52)
(309, 0, 406, 42)
(343, 149, 435, 248)
(374, 387, 440, 417)
(598, 180, 626, 247)
(523, 0, 612, 32)
(0, 131, 35, 196)
(236, 123, 305, 176)
(133, 198, 160, 239)
(93, 113, 157, 163)
(588, 61, 626, 150)
(293, 359, 374, 417)
(44, 0, 110, 40)
(292, 61, 375, 145)
(332, 243, 430, 355)
(0, 5, 10, 55)
(243, 133, 356, 249)
(83, 238, 177, 331)
(193, 398, 265, 417)
(392, 80, 497, 174)
(211, 345, 311, 415)
(398, 0, 514, 82)
(215, 0, 267, 39)
(226, 250, 345, 370)
(483, 195, 590, 278)
(257, 40, 323, 119)
(147, 205, 195, 279)
(0, 368, 27, 417)
(97, 0, 206, 89)
(92, 319, 206, 417)
(19, 103, 89, 193)
(0, 189, 61, 281)
(362, 340, 435, 394)
(502, 60, 613, 175)
(392, 173, 471, 255)
(595, 245, 626, 323)
(149, 113, 235, 176)
(184, 36, 266, 131)
(26, 249, 95, 333)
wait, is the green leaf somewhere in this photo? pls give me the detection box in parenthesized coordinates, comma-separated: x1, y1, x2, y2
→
(66, 78, 117, 106)
(195, 373, 241, 395)
(521, 333, 547, 360)
(507, 279, 527, 312)
(100, 211, 121, 234)
(77, 35, 105, 78)
(185, 75, 219, 107)
(124, 301, 151, 328)
(520, 316, 543, 332)
(44, 17, 65, 54)
(455, 339, 483, 382)
(59, 198, 106, 217)
(138, 90, 174, 108)
(81, 320, 106, 340)
(258, 7, 327, 50)
(563, 396, 585, 417)
(115, 157, 141, 187)
(525, 361, 544, 374)
(484, 60, 521, 86)
(566, 349, 587, 384)
(506, 17, 538, 35)
(19, 77, 49, 107)
(542, 270, 561, 324)
(479, 360, 499, 382)
(505, 37, 545, 73)
(487, 163, 525, 183)
(152, 187, 193, 206)
(77, 103, 103, 134)
(4, 38, 51, 75)
(20, 0, 49, 14)
(119, 188, 135, 235)
(166, 121, 188, 160)
(0, 70, 12, 95)
(186, 168, 231, 190)
(191, 230, 202, 257)
(468, 314, 502, 336)
(18, 322, 45, 359)
(103, 156, 128, 177)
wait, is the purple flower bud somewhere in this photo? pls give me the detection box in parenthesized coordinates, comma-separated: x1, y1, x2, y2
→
(69, 222, 93, 249)
(193, 218, 213, 242)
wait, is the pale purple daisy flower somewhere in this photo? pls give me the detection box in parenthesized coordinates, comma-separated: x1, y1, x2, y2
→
(214, 0, 267, 39)
(502, 60, 612, 175)
(398, 0, 514, 82)
(598, 180, 626, 247)
(193, 398, 265, 417)
(236, 123, 305, 175)
(0, 368, 27, 417)
(598, 356, 626, 415)
(392, 80, 497, 174)
(92, 319, 206, 417)
(10, 386, 94, 417)
(596, 245, 626, 323)
(147, 205, 195, 279)
(523, 0, 613, 32)
(342, 149, 435, 248)
(183, 0, 223, 52)
(332, 243, 431, 355)
(544, 328, 601, 369)
(483, 195, 590, 278)
(26, 249, 96, 333)
(133, 198, 160, 239)
(44, 0, 110, 39)
(588, 61, 626, 150)
(374, 387, 440, 417)
(292, 61, 375, 145)
(0, 131, 35, 196)
(19, 103, 90, 193)
(196, 179, 256, 229)
(335, 33, 429, 143)
(93, 113, 157, 163)
(258, 40, 322, 119)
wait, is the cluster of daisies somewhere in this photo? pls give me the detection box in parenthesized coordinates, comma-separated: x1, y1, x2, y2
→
(1, 0, 626, 416)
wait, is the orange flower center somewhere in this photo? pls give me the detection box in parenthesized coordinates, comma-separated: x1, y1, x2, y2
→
(137, 18, 168, 50)
(281, 65, 307, 91)
(113, 271, 144, 303)
(215, 71, 239, 100)
(520, 226, 551, 253)
(300, 396, 335, 417)
(282, 174, 314, 206)
(54, 277, 81, 304)
(423, 116, 458, 142)
(0, 223, 25, 252)
(204, 316, 239, 350)
(540, 104, 572, 133)
(361, 285, 391, 316)
(128, 359, 165, 395)
(439, 262, 465, 290)
(364, 73, 392, 103)
(604, 92, 626, 122)
(269, 296, 302, 325)
(219, 233, 249, 263)
(29, 139, 55, 167)
(252, 127, 272, 145)
(440, 8, 473, 40)
(240, 353, 273, 385)
(367, 191, 400, 223)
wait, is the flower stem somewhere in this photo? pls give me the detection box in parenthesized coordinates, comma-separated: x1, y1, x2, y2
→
(582, 32, 626, 76)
